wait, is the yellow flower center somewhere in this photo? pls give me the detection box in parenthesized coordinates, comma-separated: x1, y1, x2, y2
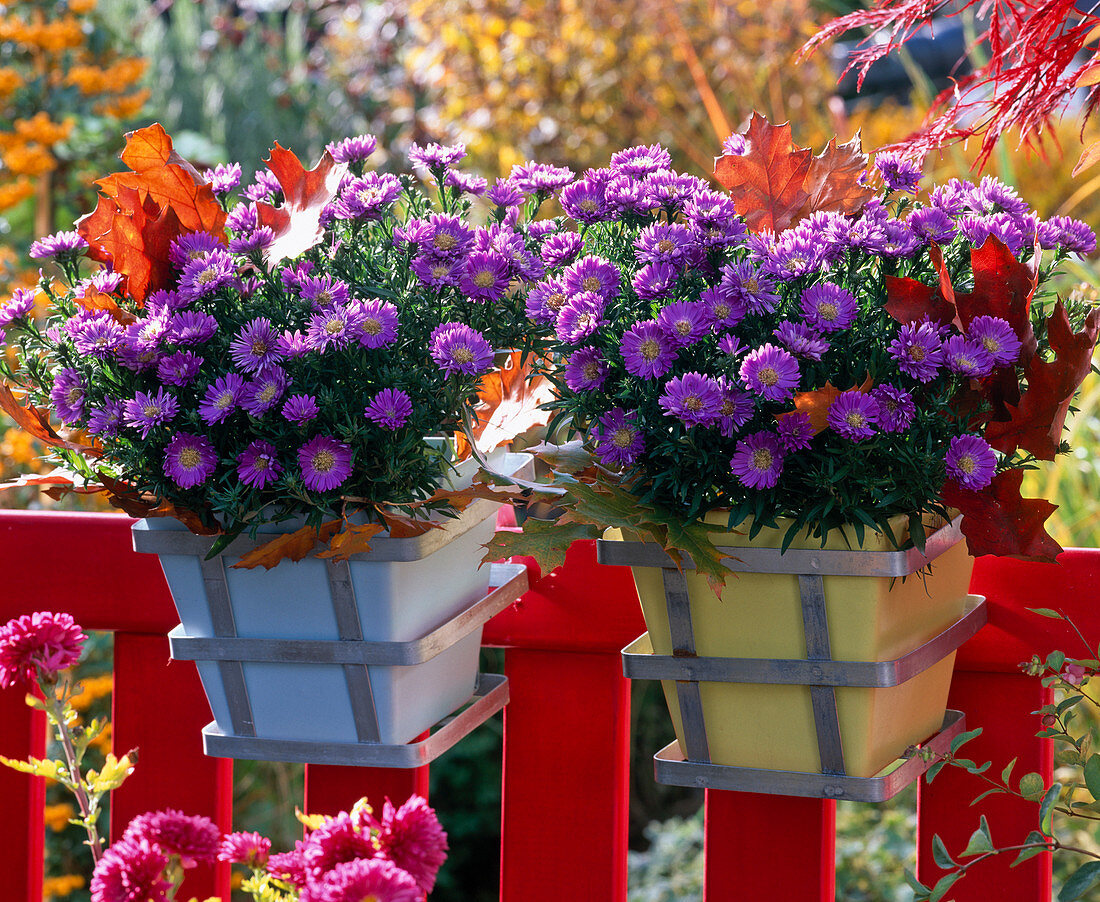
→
(612, 426, 634, 448)
(251, 339, 268, 357)
(473, 270, 495, 288)
(817, 302, 838, 322)
(582, 361, 600, 380)
(845, 411, 866, 427)
(433, 233, 457, 251)
(757, 366, 778, 386)
(214, 392, 233, 410)
(178, 448, 200, 469)
(196, 267, 218, 285)
(675, 319, 691, 335)
(909, 346, 926, 362)
(547, 291, 566, 311)
(640, 338, 661, 361)
(312, 450, 335, 473)
(256, 384, 277, 403)
(713, 303, 730, 320)
(981, 336, 999, 353)
(363, 318, 381, 335)
(751, 448, 773, 471)
(582, 276, 601, 292)
(324, 318, 344, 335)
(452, 347, 474, 364)
(957, 454, 976, 474)
(252, 456, 270, 472)
(744, 277, 758, 293)
(143, 404, 160, 418)
(579, 199, 598, 212)
(657, 239, 674, 253)
(684, 395, 703, 411)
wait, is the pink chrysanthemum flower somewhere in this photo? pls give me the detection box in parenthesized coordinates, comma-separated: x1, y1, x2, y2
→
(374, 795, 449, 894)
(268, 840, 310, 888)
(123, 809, 222, 867)
(300, 857, 421, 902)
(0, 611, 86, 688)
(945, 435, 997, 490)
(298, 436, 353, 492)
(218, 831, 272, 868)
(300, 811, 377, 881)
(90, 837, 171, 902)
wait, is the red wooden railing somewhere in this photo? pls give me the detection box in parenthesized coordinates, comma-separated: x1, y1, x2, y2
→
(1, 508, 1097, 901)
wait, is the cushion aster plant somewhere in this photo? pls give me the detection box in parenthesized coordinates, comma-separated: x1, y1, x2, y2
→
(493, 115, 1100, 588)
(0, 124, 564, 560)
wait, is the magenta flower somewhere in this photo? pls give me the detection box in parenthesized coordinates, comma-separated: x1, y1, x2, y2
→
(300, 858, 421, 902)
(167, 310, 218, 346)
(299, 811, 377, 882)
(237, 440, 283, 489)
(299, 436, 353, 492)
(610, 143, 672, 178)
(163, 433, 218, 488)
(657, 301, 709, 348)
(827, 391, 880, 441)
(563, 255, 620, 300)
(525, 278, 569, 326)
(875, 152, 923, 193)
(307, 306, 362, 352)
(700, 286, 746, 331)
(300, 275, 351, 311)
(410, 254, 461, 287)
(354, 300, 400, 350)
(365, 388, 414, 430)
(90, 837, 171, 902)
(430, 323, 494, 377)
(739, 344, 800, 402)
(87, 399, 125, 437)
(49, 367, 86, 423)
(541, 232, 583, 270)
(774, 321, 828, 361)
(0, 287, 35, 327)
(203, 162, 242, 195)
(178, 248, 235, 302)
(560, 178, 610, 223)
(719, 261, 779, 314)
(509, 160, 575, 193)
(871, 385, 915, 433)
(621, 321, 676, 380)
(423, 213, 473, 259)
(968, 315, 1022, 367)
(777, 411, 815, 451)
(282, 393, 320, 424)
(124, 388, 179, 438)
(460, 252, 512, 302)
(659, 372, 723, 428)
(375, 795, 449, 894)
(169, 232, 226, 270)
(555, 291, 604, 344)
(801, 283, 858, 333)
(715, 377, 754, 438)
(409, 141, 466, 170)
(945, 435, 997, 490)
(632, 261, 678, 301)
(199, 373, 247, 424)
(731, 431, 784, 489)
(328, 133, 378, 163)
(241, 367, 289, 417)
(591, 408, 645, 467)
(156, 351, 203, 387)
(230, 318, 284, 374)
(218, 831, 272, 868)
(487, 178, 525, 208)
(123, 809, 221, 867)
(564, 347, 608, 392)
(942, 334, 995, 378)
(267, 840, 309, 888)
(889, 320, 944, 383)
(0, 611, 85, 688)
(29, 230, 88, 260)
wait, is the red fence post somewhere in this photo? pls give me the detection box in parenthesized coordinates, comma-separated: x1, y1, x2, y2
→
(1, 684, 44, 902)
(111, 632, 234, 900)
(304, 761, 430, 816)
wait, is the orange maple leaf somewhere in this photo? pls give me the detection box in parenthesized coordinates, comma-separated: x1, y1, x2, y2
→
(231, 520, 342, 570)
(256, 144, 347, 266)
(456, 352, 554, 458)
(0, 382, 100, 456)
(779, 374, 875, 435)
(315, 522, 387, 561)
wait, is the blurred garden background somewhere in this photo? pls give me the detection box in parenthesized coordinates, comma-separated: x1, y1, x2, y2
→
(7, 0, 1100, 899)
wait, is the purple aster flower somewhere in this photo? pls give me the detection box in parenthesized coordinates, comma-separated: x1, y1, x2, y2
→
(731, 431, 784, 489)
(632, 261, 678, 302)
(684, 190, 746, 249)
(408, 141, 466, 170)
(1039, 215, 1096, 255)
(606, 174, 658, 215)
(244, 168, 282, 203)
(875, 152, 923, 193)
(299, 857, 421, 902)
(199, 373, 246, 424)
(890, 320, 944, 382)
(700, 286, 746, 331)
(487, 178, 525, 208)
(871, 384, 916, 433)
(146, 288, 187, 313)
(307, 305, 363, 352)
(776, 411, 815, 451)
(49, 368, 85, 423)
(327, 134, 378, 163)
(87, 398, 125, 437)
(226, 201, 259, 234)
(163, 433, 218, 488)
(123, 809, 221, 867)
(774, 321, 829, 360)
(621, 320, 677, 380)
(659, 371, 723, 427)
(972, 175, 1030, 217)
(945, 434, 997, 490)
(90, 269, 124, 294)
(525, 277, 569, 326)
(0, 611, 86, 688)
(124, 388, 178, 438)
(560, 178, 611, 223)
(509, 161, 575, 193)
(610, 144, 672, 178)
(929, 179, 971, 216)
(908, 207, 958, 245)
(228, 226, 275, 256)
(71, 314, 124, 359)
(0, 288, 35, 327)
(179, 248, 236, 302)
(282, 393, 319, 424)
(90, 837, 172, 902)
(202, 162, 242, 196)
(873, 219, 922, 258)
(460, 251, 512, 301)
(634, 223, 693, 266)
(541, 231, 583, 271)
(354, 299, 400, 349)
(169, 232, 227, 270)
(761, 229, 824, 279)
(644, 170, 705, 212)
(445, 169, 488, 197)
(801, 283, 858, 333)
(563, 255, 620, 300)
(564, 347, 608, 392)
(167, 310, 218, 346)
(365, 387, 414, 430)
(968, 315, 1023, 367)
(423, 214, 473, 259)
(657, 300, 709, 348)
(715, 376, 754, 438)
(241, 367, 289, 417)
(298, 435, 353, 492)
(29, 230, 88, 260)
(739, 344, 800, 402)
(230, 317, 283, 373)
(430, 322, 494, 377)
(720, 261, 780, 315)
(236, 440, 282, 489)
(942, 334, 995, 377)
(218, 831, 271, 868)
(409, 254, 462, 287)
(157, 350, 203, 387)
(958, 214, 1026, 255)
(721, 133, 748, 155)
(591, 407, 645, 467)
(827, 391, 880, 441)
(332, 172, 403, 221)
(556, 291, 604, 344)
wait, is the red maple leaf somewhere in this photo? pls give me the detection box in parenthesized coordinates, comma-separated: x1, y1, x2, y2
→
(985, 301, 1100, 460)
(256, 144, 347, 266)
(884, 274, 957, 327)
(942, 469, 1062, 561)
(954, 237, 1039, 363)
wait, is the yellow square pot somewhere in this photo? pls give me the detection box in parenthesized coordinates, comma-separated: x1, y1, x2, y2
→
(615, 516, 973, 778)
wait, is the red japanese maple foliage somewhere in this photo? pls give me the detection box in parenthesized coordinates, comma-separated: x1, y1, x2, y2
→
(803, 0, 1100, 171)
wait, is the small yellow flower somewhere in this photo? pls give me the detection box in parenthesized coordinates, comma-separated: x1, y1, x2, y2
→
(0, 67, 23, 96)
(1, 142, 56, 176)
(42, 874, 85, 900)
(95, 88, 149, 120)
(68, 0, 98, 12)
(0, 177, 35, 211)
(43, 802, 76, 832)
(1, 427, 39, 467)
(14, 112, 73, 147)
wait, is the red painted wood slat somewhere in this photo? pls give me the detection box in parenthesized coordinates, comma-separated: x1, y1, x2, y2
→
(304, 759, 430, 816)
(1, 684, 44, 902)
